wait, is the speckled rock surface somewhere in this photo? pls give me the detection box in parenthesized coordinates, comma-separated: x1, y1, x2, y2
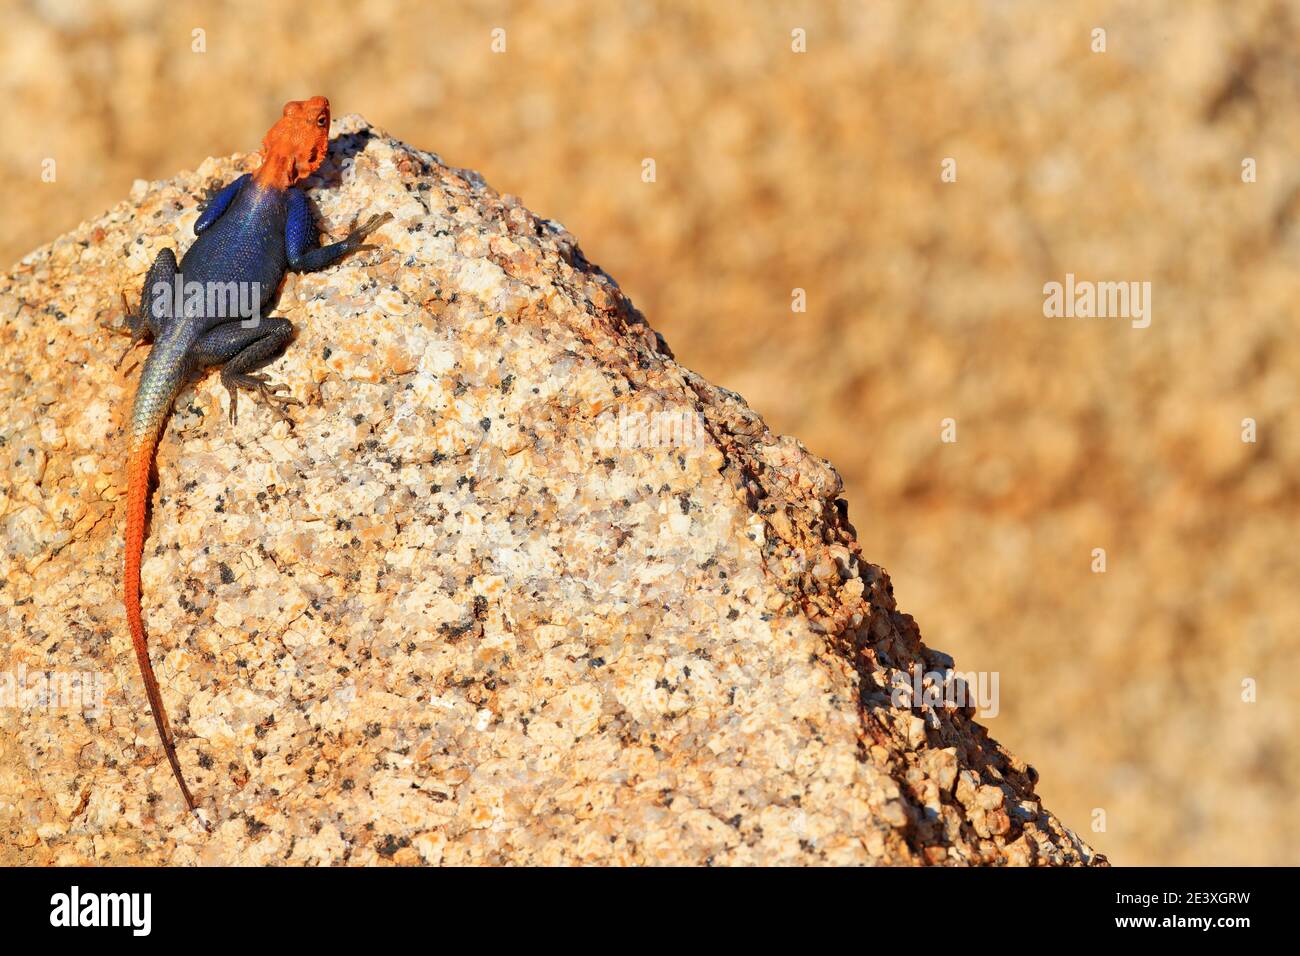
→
(0, 116, 1101, 866)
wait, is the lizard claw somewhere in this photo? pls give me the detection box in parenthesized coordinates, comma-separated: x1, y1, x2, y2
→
(223, 373, 302, 426)
(346, 212, 394, 246)
(114, 339, 145, 372)
(198, 178, 226, 208)
(113, 292, 149, 371)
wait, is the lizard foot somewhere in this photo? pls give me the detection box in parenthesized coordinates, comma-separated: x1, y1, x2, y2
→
(345, 211, 394, 252)
(114, 338, 147, 372)
(113, 292, 150, 371)
(223, 373, 303, 426)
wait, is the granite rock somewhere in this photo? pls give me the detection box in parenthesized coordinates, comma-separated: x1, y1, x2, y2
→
(0, 117, 1102, 866)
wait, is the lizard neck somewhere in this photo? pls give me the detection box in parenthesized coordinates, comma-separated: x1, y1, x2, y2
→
(252, 153, 295, 191)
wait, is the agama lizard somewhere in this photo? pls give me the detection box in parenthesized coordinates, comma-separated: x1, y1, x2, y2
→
(119, 96, 392, 825)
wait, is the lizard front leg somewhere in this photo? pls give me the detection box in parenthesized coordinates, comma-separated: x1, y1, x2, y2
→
(192, 318, 301, 425)
(285, 187, 393, 273)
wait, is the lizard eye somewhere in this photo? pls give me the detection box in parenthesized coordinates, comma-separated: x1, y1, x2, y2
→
(316, 115, 328, 128)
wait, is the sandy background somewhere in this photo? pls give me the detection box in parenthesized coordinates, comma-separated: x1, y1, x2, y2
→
(2, 0, 1296, 865)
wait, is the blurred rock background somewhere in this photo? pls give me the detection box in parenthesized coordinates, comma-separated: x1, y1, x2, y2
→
(2, 0, 1296, 865)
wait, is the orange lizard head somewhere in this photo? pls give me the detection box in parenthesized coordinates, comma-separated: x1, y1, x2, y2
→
(253, 96, 331, 189)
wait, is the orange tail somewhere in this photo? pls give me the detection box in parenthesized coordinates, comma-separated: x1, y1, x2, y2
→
(124, 433, 204, 823)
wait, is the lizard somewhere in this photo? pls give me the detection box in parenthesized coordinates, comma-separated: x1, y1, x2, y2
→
(118, 95, 393, 826)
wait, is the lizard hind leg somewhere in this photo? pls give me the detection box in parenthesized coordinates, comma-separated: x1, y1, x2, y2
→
(116, 248, 180, 370)
(192, 318, 302, 425)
